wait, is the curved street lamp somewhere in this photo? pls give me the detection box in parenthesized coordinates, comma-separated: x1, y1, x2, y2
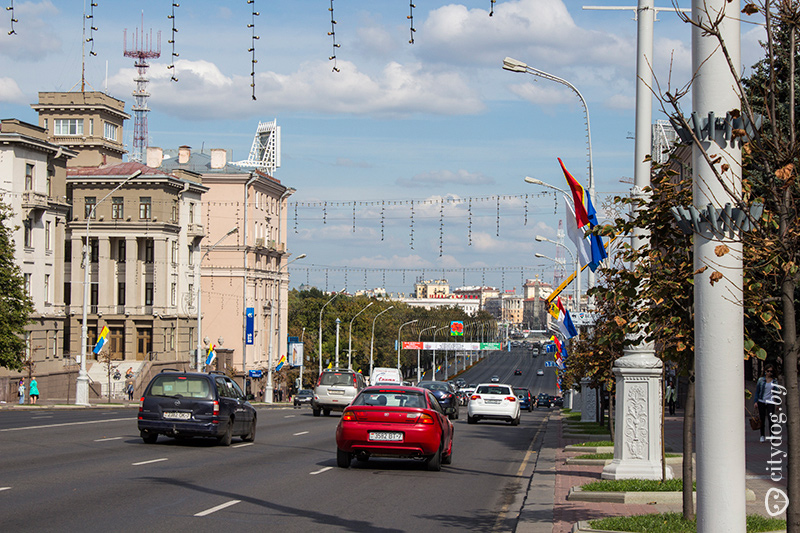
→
(369, 305, 393, 379)
(536, 235, 579, 311)
(417, 325, 437, 382)
(318, 290, 341, 375)
(347, 301, 374, 370)
(76, 169, 142, 406)
(396, 319, 418, 373)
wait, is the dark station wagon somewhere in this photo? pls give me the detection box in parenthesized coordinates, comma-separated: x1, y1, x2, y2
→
(138, 370, 257, 446)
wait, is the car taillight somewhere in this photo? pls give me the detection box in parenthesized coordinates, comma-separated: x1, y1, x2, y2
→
(418, 414, 434, 425)
(353, 375, 358, 387)
(342, 410, 356, 421)
(470, 395, 480, 401)
(506, 396, 517, 402)
(213, 400, 219, 416)
(317, 374, 323, 386)
(138, 396, 144, 412)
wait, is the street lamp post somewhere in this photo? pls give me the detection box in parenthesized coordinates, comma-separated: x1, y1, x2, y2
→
(418, 325, 436, 382)
(76, 169, 142, 406)
(299, 326, 306, 389)
(432, 325, 449, 380)
(318, 290, 340, 375)
(347, 301, 374, 370)
(369, 306, 393, 380)
(196, 226, 239, 373)
(266, 253, 306, 404)
(396, 319, 418, 374)
(535, 236, 580, 311)
(334, 318, 341, 367)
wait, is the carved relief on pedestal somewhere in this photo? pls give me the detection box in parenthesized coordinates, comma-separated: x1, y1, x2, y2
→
(624, 384, 648, 459)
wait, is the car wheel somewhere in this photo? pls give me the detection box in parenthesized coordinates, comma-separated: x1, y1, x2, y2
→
(242, 417, 257, 442)
(426, 442, 442, 471)
(511, 414, 520, 426)
(529, 405, 534, 412)
(218, 419, 233, 446)
(442, 440, 453, 465)
(312, 408, 321, 417)
(323, 409, 331, 417)
(337, 448, 351, 468)
(141, 430, 158, 444)
(467, 415, 477, 424)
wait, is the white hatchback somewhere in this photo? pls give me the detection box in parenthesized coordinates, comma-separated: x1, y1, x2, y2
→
(467, 383, 521, 425)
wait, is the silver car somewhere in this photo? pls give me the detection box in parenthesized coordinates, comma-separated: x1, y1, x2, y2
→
(312, 367, 367, 417)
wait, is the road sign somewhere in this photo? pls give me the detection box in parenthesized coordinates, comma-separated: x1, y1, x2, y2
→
(248, 370, 263, 378)
(245, 307, 255, 345)
(545, 361, 556, 367)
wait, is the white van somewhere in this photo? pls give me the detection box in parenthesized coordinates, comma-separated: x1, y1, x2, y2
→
(370, 367, 403, 386)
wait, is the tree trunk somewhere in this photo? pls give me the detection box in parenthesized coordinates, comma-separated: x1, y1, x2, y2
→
(683, 366, 695, 521)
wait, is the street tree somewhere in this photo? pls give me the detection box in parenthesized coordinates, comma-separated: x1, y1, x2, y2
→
(0, 202, 34, 371)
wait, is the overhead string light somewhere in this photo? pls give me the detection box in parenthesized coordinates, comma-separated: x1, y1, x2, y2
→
(328, 0, 340, 72)
(6, 1, 16, 35)
(407, 2, 416, 44)
(496, 196, 501, 237)
(439, 198, 444, 257)
(489, 0, 496, 17)
(352, 203, 356, 232)
(553, 191, 558, 214)
(380, 201, 385, 241)
(524, 194, 528, 225)
(364, 268, 367, 290)
(294, 203, 298, 233)
(409, 200, 414, 250)
(468, 198, 472, 246)
(323, 201, 327, 224)
(85, 1, 98, 56)
(167, 2, 179, 81)
(247, 0, 259, 100)
(325, 268, 329, 292)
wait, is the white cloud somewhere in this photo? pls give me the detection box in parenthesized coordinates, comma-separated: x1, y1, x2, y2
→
(397, 169, 494, 187)
(0, 77, 26, 104)
(507, 82, 574, 108)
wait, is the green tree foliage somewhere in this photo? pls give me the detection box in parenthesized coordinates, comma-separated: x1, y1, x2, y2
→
(0, 202, 33, 371)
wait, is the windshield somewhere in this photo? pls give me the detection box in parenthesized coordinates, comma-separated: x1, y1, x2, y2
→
(148, 375, 212, 399)
(514, 388, 528, 396)
(418, 382, 449, 392)
(353, 390, 427, 408)
(298, 390, 313, 396)
(320, 372, 355, 387)
(476, 385, 512, 396)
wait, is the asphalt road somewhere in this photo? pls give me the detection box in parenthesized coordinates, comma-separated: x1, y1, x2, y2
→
(0, 350, 557, 532)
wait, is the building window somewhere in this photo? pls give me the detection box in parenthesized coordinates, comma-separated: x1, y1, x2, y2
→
(89, 119, 94, 136)
(46, 167, 53, 197)
(145, 282, 154, 306)
(139, 197, 151, 220)
(144, 239, 154, 264)
(24, 273, 31, 295)
(43, 118, 48, 131)
(64, 282, 71, 306)
(44, 274, 50, 304)
(112, 197, 123, 219)
(23, 220, 31, 248)
(85, 197, 96, 219)
(171, 241, 178, 265)
(54, 118, 83, 136)
(65, 239, 71, 263)
(188, 284, 194, 307)
(171, 282, 177, 306)
(118, 282, 126, 306)
(25, 163, 34, 190)
(90, 283, 98, 307)
(90, 238, 99, 263)
(103, 122, 117, 141)
(189, 202, 195, 224)
(171, 200, 178, 223)
(45, 221, 51, 251)
(168, 327, 175, 350)
(117, 239, 126, 263)
(188, 246, 194, 266)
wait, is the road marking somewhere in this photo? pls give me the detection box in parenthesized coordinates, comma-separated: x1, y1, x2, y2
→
(0, 487, 10, 492)
(284, 415, 295, 418)
(310, 466, 332, 475)
(94, 436, 123, 442)
(0, 417, 131, 432)
(132, 458, 168, 466)
(232, 442, 254, 448)
(293, 431, 309, 436)
(31, 415, 53, 419)
(194, 500, 241, 517)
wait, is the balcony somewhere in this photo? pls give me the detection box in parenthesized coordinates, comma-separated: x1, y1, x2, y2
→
(187, 223, 205, 238)
(21, 191, 48, 210)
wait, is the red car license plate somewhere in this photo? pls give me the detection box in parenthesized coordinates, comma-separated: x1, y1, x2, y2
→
(369, 431, 403, 442)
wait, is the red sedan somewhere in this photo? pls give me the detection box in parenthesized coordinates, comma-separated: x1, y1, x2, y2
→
(335, 385, 454, 471)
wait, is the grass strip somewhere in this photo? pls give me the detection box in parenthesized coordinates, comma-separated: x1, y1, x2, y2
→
(574, 453, 681, 460)
(580, 478, 694, 492)
(572, 440, 613, 447)
(589, 512, 785, 532)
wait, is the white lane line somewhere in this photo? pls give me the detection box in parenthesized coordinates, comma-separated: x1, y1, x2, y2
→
(0, 417, 131, 432)
(293, 431, 309, 436)
(284, 415, 296, 418)
(31, 415, 53, 419)
(132, 458, 168, 466)
(310, 466, 332, 475)
(0, 487, 11, 492)
(94, 436, 123, 442)
(194, 500, 241, 517)
(232, 442, 254, 448)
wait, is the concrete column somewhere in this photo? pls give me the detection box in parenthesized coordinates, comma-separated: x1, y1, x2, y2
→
(125, 238, 137, 314)
(692, 1, 744, 530)
(570, 388, 581, 413)
(98, 237, 112, 311)
(580, 378, 597, 422)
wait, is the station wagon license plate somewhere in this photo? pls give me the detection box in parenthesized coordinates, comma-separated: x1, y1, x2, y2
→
(328, 389, 345, 395)
(485, 399, 501, 404)
(163, 411, 191, 420)
(369, 431, 403, 442)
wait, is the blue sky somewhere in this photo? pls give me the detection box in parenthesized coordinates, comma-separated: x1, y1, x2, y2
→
(0, 1, 765, 294)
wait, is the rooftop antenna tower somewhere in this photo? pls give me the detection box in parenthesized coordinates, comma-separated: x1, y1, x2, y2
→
(553, 219, 567, 288)
(233, 120, 281, 175)
(124, 13, 161, 163)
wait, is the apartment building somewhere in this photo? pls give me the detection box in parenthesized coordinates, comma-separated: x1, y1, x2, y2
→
(0, 119, 76, 375)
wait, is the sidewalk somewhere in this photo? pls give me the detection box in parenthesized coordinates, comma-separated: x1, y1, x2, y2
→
(516, 408, 786, 532)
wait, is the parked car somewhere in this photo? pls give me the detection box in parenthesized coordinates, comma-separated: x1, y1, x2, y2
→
(137, 370, 256, 446)
(514, 387, 534, 412)
(312, 367, 368, 417)
(467, 383, 521, 425)
(537, 393, 552, 408)
(335, 385, 454, 471)
(294, 389, 314, 408)
(418, 381, 459, 420)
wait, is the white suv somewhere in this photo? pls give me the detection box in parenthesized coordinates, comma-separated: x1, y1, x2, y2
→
(312, 367, 367, 417)
(467, 383, 521, 425)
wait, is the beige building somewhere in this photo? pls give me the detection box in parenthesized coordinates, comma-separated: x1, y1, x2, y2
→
(415, 279, 449, 298)
(31, 92, 129, 168)
(0, 119, 75, 376)
(484, 291, 523, 325)
(452, 285, 500, 308)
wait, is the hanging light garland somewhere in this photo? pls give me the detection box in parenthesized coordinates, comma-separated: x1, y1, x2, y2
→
(327, 0, 340, 72)
(409, 200, 415, 250)
(489, 0, 496, 17)
(247, 0, 259, 100)
(407, 1, 416, 44)
(6, 1, 17, 35)
(85, 1, 98, 56)
(167, 2, 179, 81)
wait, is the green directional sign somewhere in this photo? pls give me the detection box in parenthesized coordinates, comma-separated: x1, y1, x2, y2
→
(480, 343, 502, 351)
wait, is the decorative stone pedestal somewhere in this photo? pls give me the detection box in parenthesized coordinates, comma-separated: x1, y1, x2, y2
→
(570, 388, 581, 413)
(602, 355, 672, 480)
(580, 378, 596, 422)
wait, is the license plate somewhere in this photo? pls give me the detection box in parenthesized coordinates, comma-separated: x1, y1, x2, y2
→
(485, 399, 501, 405)
(163, 411, 191, 420)
(369, 431, 403, 442)
(328, 389, 345, 395)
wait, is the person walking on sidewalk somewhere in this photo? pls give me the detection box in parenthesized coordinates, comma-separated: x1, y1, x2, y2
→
(17, 379, 25, 405)
(754, 364, 778, 442)
(665, 379, 676, 415)
(29, 376, 39, 405)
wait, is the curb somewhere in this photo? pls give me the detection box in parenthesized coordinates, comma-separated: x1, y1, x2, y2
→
(564, 445, 614, 453)
(567, 486, 756, 504)
(566, 456, 687, 466)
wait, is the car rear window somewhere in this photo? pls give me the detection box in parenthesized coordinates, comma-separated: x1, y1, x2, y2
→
(419, 382, 448, 392)
(477, 385, 511, 395)
(148, 375, 212, 399)
(514, 388, 527, 395)
(320, 372, 355, 386)
(353, 390, 426, 408)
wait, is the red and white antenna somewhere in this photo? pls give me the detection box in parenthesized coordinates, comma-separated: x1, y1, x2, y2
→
(124, 13, 161, 163)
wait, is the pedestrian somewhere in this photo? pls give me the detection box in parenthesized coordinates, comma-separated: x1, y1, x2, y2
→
(29, 376, 39, 405)
(754, 364, 778, 442)
(126, 381, 134, 401)
(259, 386, 265, 402)
(18, 379, 24, 405)
(665, 380, 676, 416)
(125, 367, 134, 379)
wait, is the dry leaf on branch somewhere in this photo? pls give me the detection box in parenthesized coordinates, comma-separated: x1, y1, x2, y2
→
(776, 163, 794, 181)
(694, 266, 709, 275)
(710, 271, 723, 285)
(715, 244, 730, 257)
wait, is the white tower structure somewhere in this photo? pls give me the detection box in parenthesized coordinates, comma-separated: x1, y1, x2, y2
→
(123, 15, 160, 163)
(233, 120, 281, 175)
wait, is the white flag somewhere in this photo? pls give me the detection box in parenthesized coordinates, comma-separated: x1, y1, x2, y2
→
(564, 197, 592, 267)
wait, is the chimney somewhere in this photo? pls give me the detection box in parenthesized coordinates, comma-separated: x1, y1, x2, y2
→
(146, 147, 163, 168)
(178, 145, 191, 164)
(210, 148, 227, 169)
